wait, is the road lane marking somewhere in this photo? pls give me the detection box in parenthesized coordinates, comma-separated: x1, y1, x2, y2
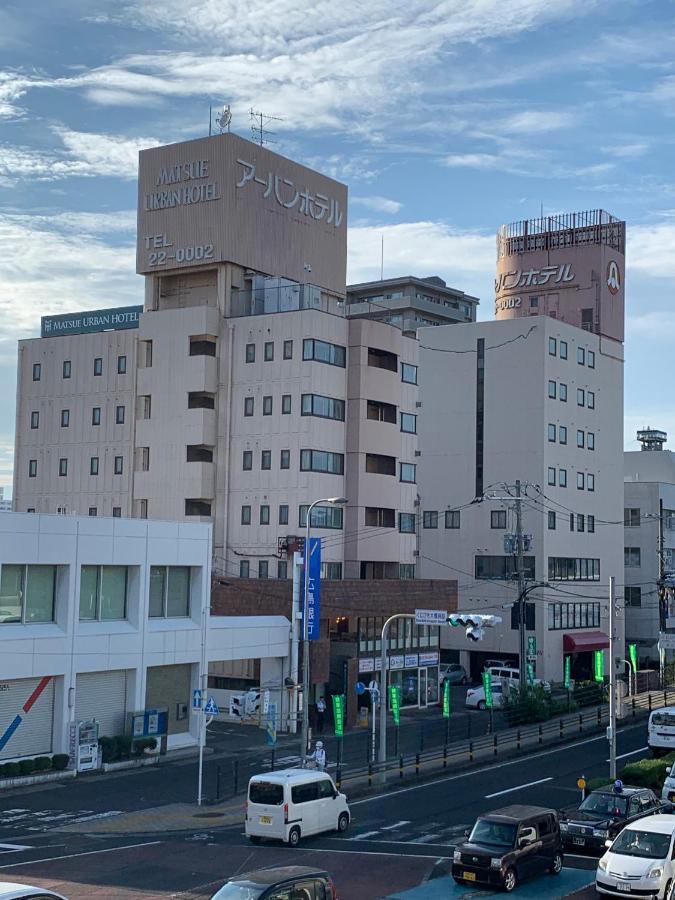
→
(350, 724, 646, 806)
(347, 830, 381, 840)
(0, 844, 33, 852)
(381, 820, 411, 830)
(411, 834, 441, 843)
(485, 777, 553, 799)
(288, 845, 451, 859)
(0, 840, 162, 869)
(606, 746, 648, 762)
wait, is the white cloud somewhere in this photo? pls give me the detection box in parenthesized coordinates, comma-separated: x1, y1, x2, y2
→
(498, 110, 576, 134)
(629, 223, 675, 278)
(351, 195, 402, 214)
(444, 153, 503, 169)
(603, 142, 649, 159)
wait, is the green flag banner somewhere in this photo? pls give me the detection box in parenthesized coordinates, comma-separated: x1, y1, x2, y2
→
(442, 679, 451, 718)
(389, 684, 401, 726)
(594, 650, 605, 683)
(482, 670, 493, 708)
(564, 655, 571, 689)
(332, 694, 345, 738)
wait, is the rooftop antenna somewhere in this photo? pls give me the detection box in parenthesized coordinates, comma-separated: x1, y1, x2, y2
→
(250, 107, 283, 147)
(210, 103, 232, 136)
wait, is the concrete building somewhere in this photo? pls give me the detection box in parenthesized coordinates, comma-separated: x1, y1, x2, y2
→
(0, 512, 289, 762)
(346, 275, 478, 334)
(418, 211, 626, 683)
(624, 429, 675, 667)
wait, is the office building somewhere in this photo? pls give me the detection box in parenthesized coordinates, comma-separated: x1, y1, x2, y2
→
(0, 488, 11, 513)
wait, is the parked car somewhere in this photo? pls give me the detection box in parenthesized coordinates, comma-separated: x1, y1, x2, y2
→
(245, 769, 350, 846)
(649, 707, 675, 758)
(561, 782, 672, 854)
(210, 866, 337, 899)
(484, 659, 514, 670)
(597, 814, 675, 899)
(465, 681, 504, 710)
(0, 886, 68, 900)
(441, 663, 468, 685)
(486, 666, 551, 692)
(452, 804, 563, 892)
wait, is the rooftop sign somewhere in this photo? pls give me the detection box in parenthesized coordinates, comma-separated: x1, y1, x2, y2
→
(41, 305, 143, 338)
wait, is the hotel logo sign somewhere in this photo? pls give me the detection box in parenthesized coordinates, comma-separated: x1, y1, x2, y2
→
(41, 306, 143, 338)
(607, 259, 621, 295)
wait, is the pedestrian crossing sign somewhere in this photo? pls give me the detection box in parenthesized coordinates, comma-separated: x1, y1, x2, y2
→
(204, 696, 219, 715)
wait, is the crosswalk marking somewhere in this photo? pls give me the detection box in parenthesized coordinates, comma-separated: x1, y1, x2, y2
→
(347, 830, 381, 840)
(380, 820, 411, 831)
(0, 843, 33, 853)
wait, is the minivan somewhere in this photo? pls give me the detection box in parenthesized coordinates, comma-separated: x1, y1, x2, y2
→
(245, 769, 350, 847)
(648, 707, 675, 757)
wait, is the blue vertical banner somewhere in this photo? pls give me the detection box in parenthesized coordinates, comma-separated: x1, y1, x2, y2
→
(306, 536, 322, 640)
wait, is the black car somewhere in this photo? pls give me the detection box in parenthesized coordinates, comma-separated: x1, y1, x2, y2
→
(210, 866, 337, 900)
(560, 783, 672, 853)
(452, 804, 563, 893)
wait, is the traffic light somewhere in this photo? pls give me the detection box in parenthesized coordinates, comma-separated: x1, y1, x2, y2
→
(448, 613, 502, 642)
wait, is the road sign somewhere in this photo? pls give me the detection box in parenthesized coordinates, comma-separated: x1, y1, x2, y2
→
(368, 679, 380, 700)
(628, 643, 638, 673)
(415, 609, 447, 626)
(204, 696, 219, 716)
(192, 689, 202, 711)
(389, 684, 401, 726)
(481, 671, 493, 708)
(355, 681, 366, 695)
(332, 694, 345, 738)
(577, 776, 586, 790)
(564, 656, 571, 689)
(442, 680, 451, 718)
(594, 650, 605, 683)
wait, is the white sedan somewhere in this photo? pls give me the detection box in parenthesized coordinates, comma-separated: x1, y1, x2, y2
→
(465, 682, 504, 710)
(0, 885, 68, 900)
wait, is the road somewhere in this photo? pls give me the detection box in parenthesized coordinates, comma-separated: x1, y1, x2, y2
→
(0, 720, 649, 898)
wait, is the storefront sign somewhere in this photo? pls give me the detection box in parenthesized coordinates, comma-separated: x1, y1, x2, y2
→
(332, 694, 345, 738)
(419, 652, 439, 666)
(495, 263, 575, 294)
(415, 609, 447, 626)
(305, 537, 321, 641)
(389, 655, 404, 670)
(359, 658, 375, 673)
(41, 305, 143, 338)
(404, 654, 419, 668)
(659, 632, 675, 650)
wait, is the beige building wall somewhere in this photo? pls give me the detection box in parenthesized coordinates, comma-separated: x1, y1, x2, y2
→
(14, 329, 137, 516)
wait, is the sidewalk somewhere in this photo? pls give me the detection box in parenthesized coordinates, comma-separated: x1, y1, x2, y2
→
(385, 869, 594, 899)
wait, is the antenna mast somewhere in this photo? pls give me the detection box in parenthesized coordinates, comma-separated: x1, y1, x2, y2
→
(250, 108, 283, 147)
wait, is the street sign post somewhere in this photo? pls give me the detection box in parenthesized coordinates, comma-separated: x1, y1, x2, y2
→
(414, 609, 447, 626)
(204, 696, 219, 716)
(192, 689, 202, 711)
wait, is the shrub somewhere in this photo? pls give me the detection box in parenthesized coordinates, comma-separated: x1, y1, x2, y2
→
(132, 737, 158, 756)
(18, 759, 34, 776)
(34, 756, 52, 772)
(574, 680, 607, 707)
(2, 762, 20, 778)
(52, 753, 70, 771)
(503, 684, 552, 725)
(619, 754, 675, 791)
(98, 736, 117, 763)
(115, 735, 132, 760)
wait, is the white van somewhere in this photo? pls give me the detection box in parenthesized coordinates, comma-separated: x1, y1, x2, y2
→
(648, 706, 675, 757)
(245, 769, 350, 847)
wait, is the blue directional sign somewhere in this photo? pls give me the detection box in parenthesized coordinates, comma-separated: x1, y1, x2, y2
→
(356, 681, 366, 695)
(204, 696, 219, 715)
(192, 689, 202, 711)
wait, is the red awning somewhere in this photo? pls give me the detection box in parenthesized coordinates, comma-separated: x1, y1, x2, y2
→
(563, 631, 609, 653)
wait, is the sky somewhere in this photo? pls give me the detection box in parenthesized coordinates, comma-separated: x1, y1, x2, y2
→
(1, 0, 675, 491)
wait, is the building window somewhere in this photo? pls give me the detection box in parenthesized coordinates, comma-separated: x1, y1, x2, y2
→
(185, 499, 211, 516)
(28, 459, 37, 478)
(547, 557, 600, 581)
(59, 458, 68, 477)
(257, 560, 269, 579)
(117, 355, 127, 375)
(303, 338, 346, 367)
(399, 513, 416, 533)
(264, 342, 274, 361)
(400, 462, 417, 483)
(559, 426, 567, 444)
(401, 362, 418, 384)
(625, 586, 642, 608)
(588, 515, 595, 533)
(92, 407, 101, 426)
(188, 392, 214, 410)
(624, 507, 640, 527)
(445, 510, 460, 529)
(399, 564, 416, 579)
(260, 505, 270, 525)
(0, 564, 56, 623)
(90, 456, 99, 476)
(245, 343, 255, 363)
(280, 449, 290, 469)
(32, 363, 41, 381)
(89, 507, 97, 517)
(367, 399, 397, 423)
(559, 468, 567, 487)
(569, 513, 575, 532)
(625, 547, 641, 567)
(239, 560, 250, 578)
(30, 411, 39, 429)
(548, 601, 600, 629)
(423, 511, 438, 529)
(577, 347, 585, 365)
(112, 507, 121, 517)
(283, 340, 293, 360)
(63, 360, 71, 379)
(491, 510, 507, 529)
(548, 423, 556, 442)
(587, 391, 595, 409)
(588, 432, 595, 450)
(241, 505, 251, 525)
(548, 511, 556, 530)
(365, 507, 395, 527)
(243, 450, 252, 471)
(186, 445, 212, 463)
(261, 450, 271, 470)
(559, 383, 567, 402)
(244, 397, 254, 416)
(277, 560, 288, 579)
(94, 357, 103, 376)
(588, 350, 595, 369)
(61, 409, 70, 428)
(322, 562, 343, 580)
(116, 405, 125, 425)
(577, 429, 584, 448)
(577, 388, 585, 406)
(476, 556, 536, 580)
(587, 473, 595, 491)
(368, 347, 398, 372)
(366, 453, 396, 476)
(149, 566, 190, 618)
(577, 472, 584, 490)
(263, 396, 273, 415)
(114, 456, 123, 475)
(400, 412, 417, 433)
(560, 341, 568, 360)
(530, 296, 539, 308)
(282, 394, 292, 414)
(301, 394, 345, 421)
(548, 337, 557, 356)
(299, 505, 343, 529)
(80, 565, 128, 621)
(548, 380, 556, 399)
(548, 467, 556, 486)
(189, 337, 216, 356)
(300, 449, 344, 474)
(279, 504, 289, 525)
(577, 514, 585, 532)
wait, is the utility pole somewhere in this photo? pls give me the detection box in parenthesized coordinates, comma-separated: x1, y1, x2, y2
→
(288, 551, 302, 734)
(515, 480, 527, 688)
(608, 575, 617, 781)
(658, 498, 666, 686)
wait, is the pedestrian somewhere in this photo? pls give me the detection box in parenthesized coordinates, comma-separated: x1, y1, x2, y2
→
(310, 740, 326, 771)
(316, 695, 326, 734)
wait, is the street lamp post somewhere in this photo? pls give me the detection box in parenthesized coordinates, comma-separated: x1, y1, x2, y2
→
(300, 496, 347, 766)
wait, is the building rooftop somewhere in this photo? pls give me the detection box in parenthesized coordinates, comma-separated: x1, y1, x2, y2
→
(497, 209, 625, 258)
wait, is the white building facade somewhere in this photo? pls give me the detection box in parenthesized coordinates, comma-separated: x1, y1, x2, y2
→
(0, 513, 289, 762)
